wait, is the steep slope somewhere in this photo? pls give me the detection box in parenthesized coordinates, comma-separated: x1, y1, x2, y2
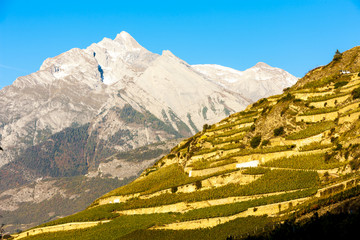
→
(15, 46, 360, 240)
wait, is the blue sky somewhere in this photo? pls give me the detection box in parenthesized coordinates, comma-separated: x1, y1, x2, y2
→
(0, 0, 360, 89)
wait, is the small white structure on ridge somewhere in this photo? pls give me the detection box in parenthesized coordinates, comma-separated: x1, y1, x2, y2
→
(236, 160, 259, 169)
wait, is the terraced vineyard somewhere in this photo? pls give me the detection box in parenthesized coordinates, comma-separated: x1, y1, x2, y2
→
(12, 47, 360, 240)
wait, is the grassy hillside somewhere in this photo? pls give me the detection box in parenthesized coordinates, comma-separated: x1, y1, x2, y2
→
(12, 47, 360, 240)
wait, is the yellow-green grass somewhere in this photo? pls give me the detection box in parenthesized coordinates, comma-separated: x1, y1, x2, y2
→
(23, 216, 276, 240)
(339, 107, 360, 116)
(294, 88, 330, 93)
(301, 73, 341, 89)
(307, 92, 349, 102)
(100, 164, 188, 198)
(193, 142, 249, 156)
(209, 133, 245, 145)
(242, 167, 271, 175)
(96, 169, 319, 211)
(215, 145, 295, 163)
(99, 165, 243, 201)
(38, 188, 316, 230)
(299, 142, 333, 152)
(207, 126, 252, 140)
(167, 188, 316, 221)
(190, 158, 238, 170)
(207, 117, 255, 132)
(339, 81, 360, 91)
(191, 147, 218, 156)
(27, 214, 179, 240)
(191, 145, 294, 170)
(285, 122, 335, 140)
(262, 153, 344, 170)
(229, 110, 259, 119)
(121, 216, 275, 240)
(236, 145, 294, 156)
(299, 107, 339, 116)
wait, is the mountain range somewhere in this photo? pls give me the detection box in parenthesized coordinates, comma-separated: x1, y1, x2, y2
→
(0, 31, 296, 232)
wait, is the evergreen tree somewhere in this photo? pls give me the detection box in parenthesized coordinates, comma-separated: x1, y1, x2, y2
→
(333, 49, 342, 61)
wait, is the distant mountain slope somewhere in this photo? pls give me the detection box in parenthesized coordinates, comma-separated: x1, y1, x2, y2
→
(15, 46, 360, 240)
(193, 62, 297, 101)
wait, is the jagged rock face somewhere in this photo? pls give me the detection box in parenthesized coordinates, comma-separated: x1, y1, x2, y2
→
(192, 62, 298, 102)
